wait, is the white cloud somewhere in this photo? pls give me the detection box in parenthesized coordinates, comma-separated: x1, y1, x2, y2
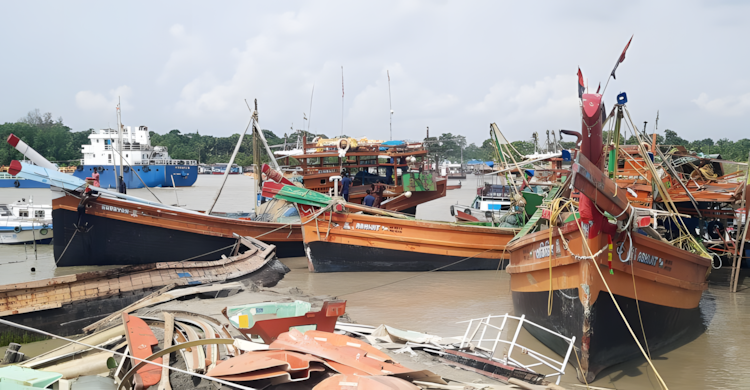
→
(467, 75, 579, 135)
(158, 24, 208, 85)
(75, 85, 133, 112)
(692, 92, 750, 116)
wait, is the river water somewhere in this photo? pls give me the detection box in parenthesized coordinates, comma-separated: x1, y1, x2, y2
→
(0, 175, 746, 389)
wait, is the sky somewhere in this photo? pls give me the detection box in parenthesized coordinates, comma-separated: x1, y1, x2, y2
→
(0, 1, 748, 146)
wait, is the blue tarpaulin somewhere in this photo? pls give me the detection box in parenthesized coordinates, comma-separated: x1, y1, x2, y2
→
(379, 140, 405, 151)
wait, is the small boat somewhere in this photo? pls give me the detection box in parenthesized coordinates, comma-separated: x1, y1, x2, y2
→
(0, 200, 53, 244)
(262, 180, 516, 273)
(446, 181, 462, 190)
(0, 234, 284, 338)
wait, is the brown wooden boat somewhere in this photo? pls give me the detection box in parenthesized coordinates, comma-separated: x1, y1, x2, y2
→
(52, 191, 303, 266)
(446, 182, 462, 191)
(262, 180, 516, 273)
(276, 137, 447, 214)
(506, 93, 712, 382)
(0, 235, 286, 339)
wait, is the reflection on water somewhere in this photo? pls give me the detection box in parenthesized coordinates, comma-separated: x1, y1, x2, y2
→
(1, 175, 748, 389)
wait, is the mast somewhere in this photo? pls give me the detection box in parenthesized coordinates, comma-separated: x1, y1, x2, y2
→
(117, 97, 123, 192)
(388, 70, 393, 141)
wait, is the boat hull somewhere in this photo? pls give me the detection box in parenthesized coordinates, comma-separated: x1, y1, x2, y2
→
(512, 288, 704, 381)
(52, 194, 304, 266)
(305, 241, 506, 272)
(0, 179, 50, 188)
(0, 228, 53, 244)
(505, 221, 710, 381)
(300, 209, 515, 272)
(0, 241, 288, 340)
(72, 164, 198, 189)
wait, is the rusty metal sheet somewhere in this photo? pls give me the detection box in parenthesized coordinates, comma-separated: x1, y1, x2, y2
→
(269, 329, 439, 379)
(207, 351, 326, 377)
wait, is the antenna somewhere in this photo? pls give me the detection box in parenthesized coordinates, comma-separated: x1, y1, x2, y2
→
(341, 66, 344, 137)
(387, 70, 393, 141)
(308, 85, 315, 132)
(654, 110, 659, 136)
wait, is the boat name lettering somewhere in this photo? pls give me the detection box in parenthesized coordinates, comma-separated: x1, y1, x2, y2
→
(386, 226, 403, 233)
(102, 205, 130, 214)
(355, 223, 380, 231)
(636, 251, 664, 268)
(174, 166, 190, 169)
(534, 241, 551, 259)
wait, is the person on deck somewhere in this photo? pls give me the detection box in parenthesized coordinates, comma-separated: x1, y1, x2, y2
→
(363, 189, 375, 207)
(340, 172, 352, 202)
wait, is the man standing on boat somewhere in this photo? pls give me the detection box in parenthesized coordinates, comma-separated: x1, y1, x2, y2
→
(340, 171, 352, 202)
(363, 189, 375, 207)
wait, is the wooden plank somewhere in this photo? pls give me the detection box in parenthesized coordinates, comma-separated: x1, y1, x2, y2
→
(83, 283, 177, 333)
(0, 302, 62, 316)
(571, 152, 630, 220)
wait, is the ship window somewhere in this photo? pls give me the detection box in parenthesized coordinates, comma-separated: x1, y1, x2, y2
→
(19, 210, 28, 217)
(35, 210, 45, 218)
(320, 179, 326, 185)
(126, 154, 129, 157)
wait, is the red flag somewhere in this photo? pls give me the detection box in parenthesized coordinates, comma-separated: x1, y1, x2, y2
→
(596, 82, 601, 94)
(577, 67, 585, 98)
(610, 35, 633, 80)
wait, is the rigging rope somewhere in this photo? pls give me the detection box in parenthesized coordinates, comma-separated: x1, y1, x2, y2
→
(570, 207, 669, 390)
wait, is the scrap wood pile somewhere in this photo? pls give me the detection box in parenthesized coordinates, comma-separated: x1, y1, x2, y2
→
(0, 290, 575, 390)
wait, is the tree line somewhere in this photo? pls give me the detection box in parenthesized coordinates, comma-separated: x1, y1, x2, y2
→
(2, 110, 748, 167)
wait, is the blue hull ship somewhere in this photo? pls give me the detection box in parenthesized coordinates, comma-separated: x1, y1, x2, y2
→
(72, 164, 198, 189)
(0, 173, 50, 188)
(71, 125, 198, 189)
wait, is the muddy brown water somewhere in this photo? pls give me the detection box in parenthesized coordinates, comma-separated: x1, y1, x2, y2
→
(0, 175, 747, 389)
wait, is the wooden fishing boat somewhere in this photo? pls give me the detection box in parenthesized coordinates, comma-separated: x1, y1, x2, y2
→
(262, 180, 516, 273)
(0, 235, 285, 340)
(6, 135, 306, 266)
(446, 182, 462, 190)
(506, 93, 712, 382)
(275, 137, 447, 214)
(50, 191, 303, 266)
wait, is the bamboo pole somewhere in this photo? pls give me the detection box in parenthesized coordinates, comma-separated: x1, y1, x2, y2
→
(731, 151, 750, 293)
(206, 113, 253, 214)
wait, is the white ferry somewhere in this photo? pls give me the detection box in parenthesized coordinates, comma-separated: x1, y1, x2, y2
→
(0, 199, 53, 244)
(71, 126, 198, 189)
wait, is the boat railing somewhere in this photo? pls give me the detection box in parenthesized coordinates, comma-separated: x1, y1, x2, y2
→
(103, 145, 151, 151)
(78, 159, 197, 166)
(456, 314, 575, 385)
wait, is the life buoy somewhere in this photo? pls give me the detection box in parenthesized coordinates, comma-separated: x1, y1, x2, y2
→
(76, 165, 84, 171)
(143, 166, 150, 173)
(485, 211, 494, 218)
(40, 228, 48, 236)
(124, 166, 130, 173)
(98, 166, 105, 172)
(13, 226, 21, 233)
(13, 180, 20, 188)
(464, 209, 471, 215)
(450, 205, 455, 216)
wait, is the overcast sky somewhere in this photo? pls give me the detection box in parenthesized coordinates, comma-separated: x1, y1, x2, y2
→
(0, 1, 747, 145)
